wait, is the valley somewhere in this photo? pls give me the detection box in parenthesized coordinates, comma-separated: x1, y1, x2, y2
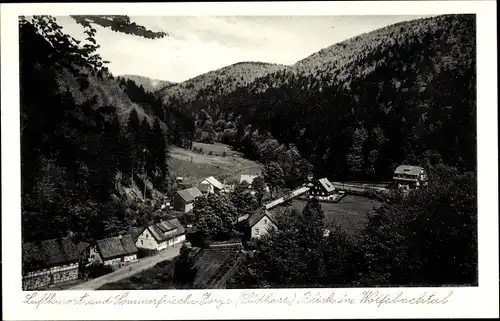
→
(19, 14, 478, 291)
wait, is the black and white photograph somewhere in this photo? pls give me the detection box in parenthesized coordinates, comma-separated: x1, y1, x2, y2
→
(1, 1, 498, 319)
(17, 12, 479, 291)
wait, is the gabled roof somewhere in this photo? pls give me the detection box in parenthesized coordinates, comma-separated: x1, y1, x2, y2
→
(201, 176, 224, 190)
(318, 178, 335, 192)
(248, 209, 278, 228)
(176, 186, 203, 203)
(96, 235, 138, 260)
(77, 241, 90, 254)
(198, 183, 211, 193)
(240, 174, 257, 185)
(128, 227, 144, 242)
(23, 237, 80, 272)
(147, 218, 186, 243)
(394, 165, 424, 176)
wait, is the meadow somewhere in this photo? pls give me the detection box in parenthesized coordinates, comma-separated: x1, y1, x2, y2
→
(169, 142, 262, 187)
(272, 195, 381, 237)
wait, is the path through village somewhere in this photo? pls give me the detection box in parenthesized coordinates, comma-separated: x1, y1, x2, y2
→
(69, 244, 183, 290)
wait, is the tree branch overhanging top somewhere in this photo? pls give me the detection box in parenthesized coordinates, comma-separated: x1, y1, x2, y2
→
(70, 15, 168, 39)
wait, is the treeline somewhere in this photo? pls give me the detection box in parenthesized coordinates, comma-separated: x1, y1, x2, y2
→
(227, 165, 477, 287)
(118, 76, 196, 148)
(20, 16, 172, 243)
(175, 14, 476, 182)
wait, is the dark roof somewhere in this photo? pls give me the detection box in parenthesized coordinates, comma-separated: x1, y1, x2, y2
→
(248, 209, 278, 227)
(96, 235, 138, 260)
(77, 241, 90, 254)
(176, 187, 203, 203)
(128, 227, 144, 242)
(23, 237, 80, 272)
(147, 218, 186, 243)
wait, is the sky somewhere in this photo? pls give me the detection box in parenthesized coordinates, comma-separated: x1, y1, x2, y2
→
(55, 15, 430, 83)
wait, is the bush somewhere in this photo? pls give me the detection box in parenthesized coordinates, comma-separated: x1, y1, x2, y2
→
(137, 248, 158, 258)
(86, 264, 113, 278)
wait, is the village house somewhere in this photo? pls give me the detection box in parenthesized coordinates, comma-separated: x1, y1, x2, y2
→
(393, 165, 428, 190)
(173, 186, 203, 212)
(89, 235, 138, 269)
(22, 237, 80, 290)
(199, 176, 224, 195)
(248, 209, 279, 239)
(135, 218, 186, 251)
(307, 177, 336, 200)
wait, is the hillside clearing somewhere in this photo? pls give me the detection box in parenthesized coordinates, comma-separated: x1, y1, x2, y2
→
(169, 143, 262, 187)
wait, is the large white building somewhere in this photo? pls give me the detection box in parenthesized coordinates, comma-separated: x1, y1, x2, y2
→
(135, 218, 186, 251)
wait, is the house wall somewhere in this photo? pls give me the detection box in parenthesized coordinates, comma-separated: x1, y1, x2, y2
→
(251, 216, 277, 238)
(23, 262, 79, 290)
(103, 257, 122, 266)
(89, 246, 102, 264)
(184, 202, 194, 213)
(123, 254, 137, 262)
(136, 228, 160, 250)
(200, 181, 215, 194)
(173, 194, 186, 212)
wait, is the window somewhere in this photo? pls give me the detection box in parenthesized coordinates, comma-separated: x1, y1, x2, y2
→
(140, 240, 144, 245)
(264, 219, 267, 224)
(255, 228, 260, 235)
(145, 233, 148, 238)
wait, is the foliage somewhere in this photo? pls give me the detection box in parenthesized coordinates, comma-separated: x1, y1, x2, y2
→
(159, 15, 476, 182)
(263, 162, 285, 197)
(230, 182, 259, 216)
(252, 176, 266, 205)
(193, 194, 239, 241)
(356, 167, 477, 286)
(20, 15, 171, 242)
(173, 244, 197, 287)
(229, 167, 477, 288)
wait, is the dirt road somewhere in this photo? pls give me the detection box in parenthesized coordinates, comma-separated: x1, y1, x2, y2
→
(69, 244, 182, 290)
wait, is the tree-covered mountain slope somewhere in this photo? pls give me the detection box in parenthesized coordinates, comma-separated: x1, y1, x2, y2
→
(118, 74, 176, 93)
(183, 14, 476, 181)
(157, 61, 287, 103)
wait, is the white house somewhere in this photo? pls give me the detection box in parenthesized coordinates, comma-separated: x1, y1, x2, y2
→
(248, 210, 278, 239)
(307, 177, 337, 200)
(199, 176, 224, 195)
(393, 165, 428, 190)
(173, 186, 203, 212)
(135, 218, 186, 251)
(90, 235, 138, 269)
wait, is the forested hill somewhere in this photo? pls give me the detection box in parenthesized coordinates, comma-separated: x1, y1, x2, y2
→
(156, 61, 286, 103)
(118, 74, 176, 93)
(20, 16, 192, 243)
(184, 14, 476, 181)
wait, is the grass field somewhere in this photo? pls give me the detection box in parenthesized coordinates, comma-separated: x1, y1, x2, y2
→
(191, 141, 238, 156)
(272, 195, 381, 237)
(169, 142, 262, 187)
